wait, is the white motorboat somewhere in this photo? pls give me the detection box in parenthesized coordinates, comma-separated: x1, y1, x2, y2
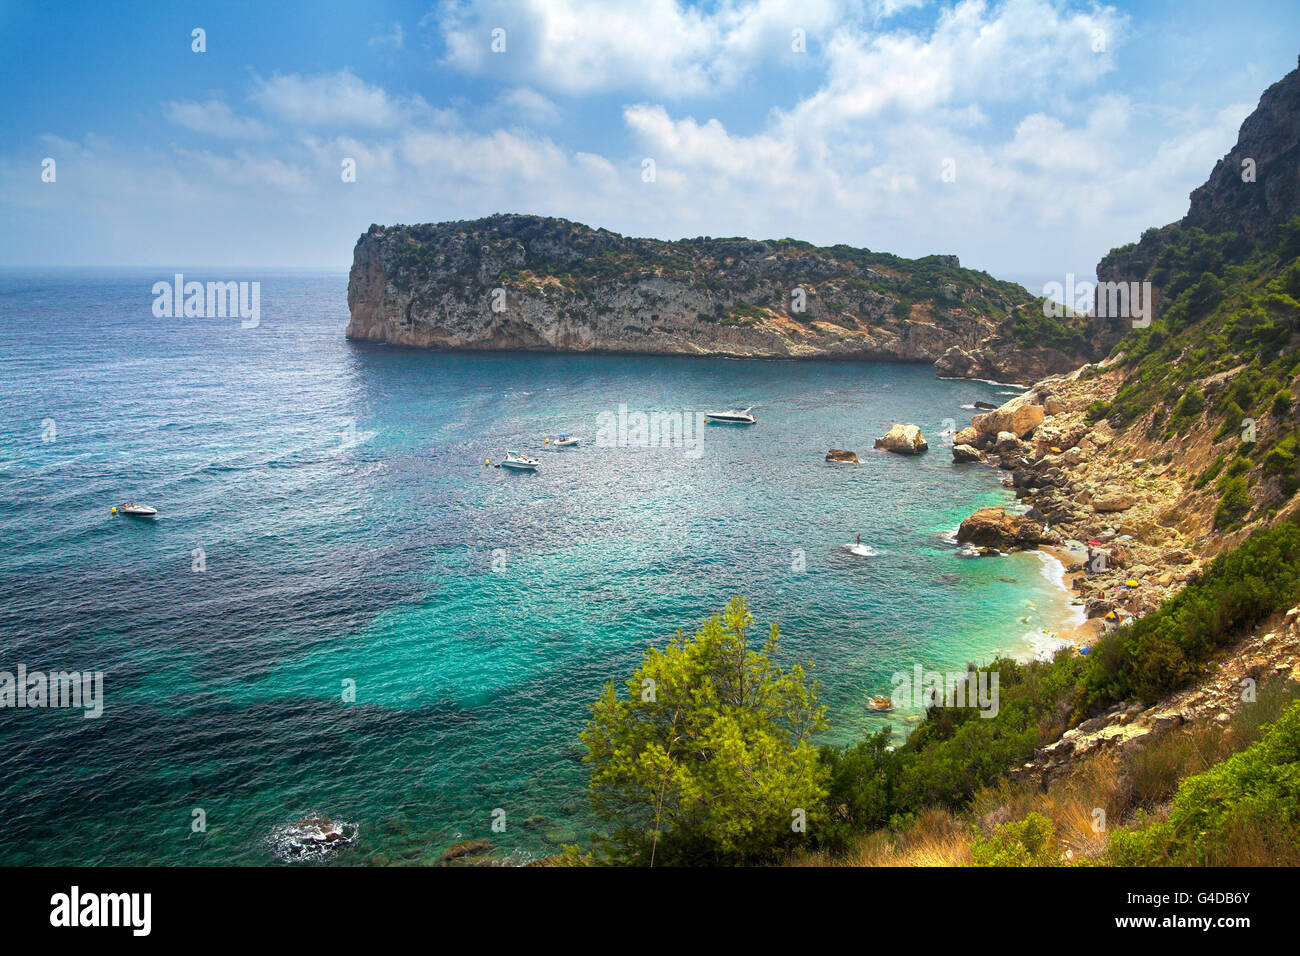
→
(500, 451, 540, 471)
(554, 434, 582, 447)
(704, 406, 756, 425)
(115, 503, 157, 517)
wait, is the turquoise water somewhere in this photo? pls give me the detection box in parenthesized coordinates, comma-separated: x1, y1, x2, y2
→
(0, 270, 1074, 865)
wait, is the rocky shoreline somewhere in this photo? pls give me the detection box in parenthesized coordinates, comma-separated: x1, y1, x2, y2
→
(952, 357, 1206, 643)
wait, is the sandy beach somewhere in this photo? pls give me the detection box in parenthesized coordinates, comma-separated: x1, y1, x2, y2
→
(1040, 545, 1105, 648)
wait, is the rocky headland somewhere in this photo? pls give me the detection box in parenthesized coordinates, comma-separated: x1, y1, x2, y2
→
(346, 215, 1122, 383)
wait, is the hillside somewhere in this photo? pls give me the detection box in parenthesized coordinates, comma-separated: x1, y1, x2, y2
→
(807, 57, 1300, 868)
(346, 215, 1112, 382)
(1074, 63, 1300, 551)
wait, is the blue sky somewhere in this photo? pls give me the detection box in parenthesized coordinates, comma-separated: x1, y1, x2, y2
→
(2, 0, 1298, 279)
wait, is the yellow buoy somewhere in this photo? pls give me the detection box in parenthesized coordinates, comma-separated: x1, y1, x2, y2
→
(545, 438, 550, 444)
(110, 506, 117, 514)
(484, 459, 490, 466)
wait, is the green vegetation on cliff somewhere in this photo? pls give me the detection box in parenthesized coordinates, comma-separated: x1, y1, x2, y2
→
(379, 214, 1035, 312)
(1106, 698, 1300, 866)
(1097, 218, 1300, 528)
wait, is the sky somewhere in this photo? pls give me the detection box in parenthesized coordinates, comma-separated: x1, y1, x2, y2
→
(2, 0, 1298, 281)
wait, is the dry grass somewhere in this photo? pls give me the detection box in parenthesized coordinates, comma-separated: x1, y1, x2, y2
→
(801, 679, 1300, 867)
(793, 808, 973, 867)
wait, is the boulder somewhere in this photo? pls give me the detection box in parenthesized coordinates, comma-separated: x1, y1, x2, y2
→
(825, 448, 859, 463)
(874, 423, 928, 455)
(1044, 395, 1067, 416)
(1093, 489, 1136, 513)
(954, 425, 981, 447)
(972, 399, 1045, 439)
(994, 431, 1024, 453)
(952, 443, 985, 463)
(956, 506, 1059, 550)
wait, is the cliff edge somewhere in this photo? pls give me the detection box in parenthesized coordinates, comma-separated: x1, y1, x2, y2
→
(345, 215, 1103, 381)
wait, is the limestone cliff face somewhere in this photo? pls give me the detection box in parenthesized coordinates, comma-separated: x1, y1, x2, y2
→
(1097, 61, 1300, 310)
(1185, 61, 1300, 243)
(345, 214, 1093, 377)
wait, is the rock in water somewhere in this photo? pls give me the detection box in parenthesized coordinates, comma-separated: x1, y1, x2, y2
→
(440, 839, 492, 863)
(874, 423, 928, 455)
(956, 506, 1059, 550)
(952, 443, 985, 463)
(825, 448, 860, 463)
(270, 815, 358, 861)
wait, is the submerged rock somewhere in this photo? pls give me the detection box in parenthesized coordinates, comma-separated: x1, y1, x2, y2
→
(440, 839, 492, 863)
(269, 815, 358, 862)
(825, 448, 860, 463)
(874, 423, 928, 455)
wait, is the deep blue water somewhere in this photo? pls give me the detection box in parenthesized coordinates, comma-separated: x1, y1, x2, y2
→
(0, 270, 1074, 865)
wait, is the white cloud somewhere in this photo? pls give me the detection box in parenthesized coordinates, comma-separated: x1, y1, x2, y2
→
(494, 87, 563, 126)
(369, 21, 405, 52)
(433, 0, 853, 96)
(163, 99, 273, 140)
(777, 0, 1127, 139)
(1, 3, 1264, 279)
(250, 69, 433, 128)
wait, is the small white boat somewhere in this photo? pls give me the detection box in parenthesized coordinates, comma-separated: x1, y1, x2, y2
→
(500, 451, 539, 471)
(555, 434, 582, 447)
(115, 503, 157, 517)
(704, 406, 756, 425)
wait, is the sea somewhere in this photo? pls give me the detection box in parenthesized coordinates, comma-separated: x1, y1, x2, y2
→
(0, 269, 1081, 865)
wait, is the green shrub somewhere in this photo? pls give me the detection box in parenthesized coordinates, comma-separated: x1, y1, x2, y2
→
(1214, 473, 1251, 529)
(1106, 700, 1300, 866)
(1079, 523, 1300, 706)
(1195, 451, 1226, 489)
(970, 813, 1061, 866)
(1084, 400, 1112, 424)
(581, 597, 828, 865)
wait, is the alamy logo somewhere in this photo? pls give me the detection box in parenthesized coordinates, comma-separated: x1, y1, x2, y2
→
(890, 664, 1000, 718)
(152, 273, 261, 328)
(0, 664, 103, 718)
(1041, 273, 1152, 328)
(50, 886, 150, 936)
(595, 404, 704, 459)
